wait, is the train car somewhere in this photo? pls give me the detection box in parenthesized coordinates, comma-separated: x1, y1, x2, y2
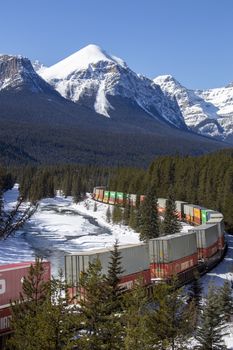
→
(189, 224, 219, 260)
(209, 211, 224, 219)
(149, 232, 198, 280)
(201, 209, 215, 224)
(0, 261, 50, 342)
(157, 198, 167, 215)
(109, 191, 117, 205)
(129, 194, 137, 207)
(103, 191, 110, 203)
(140, 195, 146, 204)
(207, 217, 225, 249)
(65, 243, 150, 299)
(183, 204, 194, 223)
(93, 186, 105, 200)
(192, 205, 202, 225)
(116, 192, 126, 205)
(175, 201, 187, 220)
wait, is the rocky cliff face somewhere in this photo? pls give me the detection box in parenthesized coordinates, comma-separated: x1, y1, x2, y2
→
(0, 55, 57, 94)
(154, 74, 233, 141)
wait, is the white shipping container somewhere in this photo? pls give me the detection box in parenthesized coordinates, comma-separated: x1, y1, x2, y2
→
(175, 201, 187, 212)
(149, 232, 197, 263)
(189, 224, 219, 248)
(206, 218, 224, 238)
(183, 204, 194, 216)
(158, 198, 167, 208)
(65, 243, 150, 285)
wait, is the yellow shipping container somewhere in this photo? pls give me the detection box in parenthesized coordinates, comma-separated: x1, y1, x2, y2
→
(193, 207, 201, 219)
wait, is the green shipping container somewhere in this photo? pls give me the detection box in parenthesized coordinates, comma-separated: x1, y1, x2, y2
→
(110, 191, 116, 198)
(116, 192, 124, 199)
(104, 191, 110, 197)
(201, 210, 208, 224)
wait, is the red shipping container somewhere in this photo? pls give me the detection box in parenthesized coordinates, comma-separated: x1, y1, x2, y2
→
(140, 195, 145, 203)
(118, 270, 151, 290)
(0, 262, 51, 310)
(0, 307, 12, 335)
(150, 253, 198, 279)
(218, 235, 225, 249)
(197, 241, 218, 260)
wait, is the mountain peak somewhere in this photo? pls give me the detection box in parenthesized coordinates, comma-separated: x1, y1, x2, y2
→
(41, 44, 127, 81)
(154, 74, 181, 87)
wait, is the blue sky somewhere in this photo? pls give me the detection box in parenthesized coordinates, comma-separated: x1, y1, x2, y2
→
(1, 0, 233, 89)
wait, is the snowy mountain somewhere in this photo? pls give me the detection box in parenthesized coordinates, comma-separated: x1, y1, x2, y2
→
(154, 75, 233, 142)
(0, 54, 56, 94)
(40, 44, 186, 128)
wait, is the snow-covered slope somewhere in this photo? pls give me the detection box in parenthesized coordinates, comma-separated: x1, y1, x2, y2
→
(154, 75, 233, 141)
(0, 54, 57, 94)
(40, 44, 185, 127)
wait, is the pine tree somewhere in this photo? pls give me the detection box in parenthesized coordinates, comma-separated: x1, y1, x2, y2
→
(94, 201, 97, 212)
(128, 206, 139, 231)
(139, 184, 160, 241)
(188, 271, 203, 312)
(123, 279, 150, 350)
(112, 205, 122, 224)
(123, 201, 131, 226)
(195, 284, 227, 350)
(106, 205, 111, 223)
(144, 278, 193, 350)
(162, 193, 182, 235)
(77, 259, 123, 350)
(107, 240, 125, 311)
(219, 280, 233, 322)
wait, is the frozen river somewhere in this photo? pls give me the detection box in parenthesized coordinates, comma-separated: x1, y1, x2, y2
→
(0, 186, 140, 274)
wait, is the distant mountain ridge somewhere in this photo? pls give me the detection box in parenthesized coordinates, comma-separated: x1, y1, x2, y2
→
(0, 46, 229, 166)
(154, 74, 233, 142)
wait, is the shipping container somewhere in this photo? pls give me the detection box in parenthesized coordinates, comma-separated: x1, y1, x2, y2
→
(201, 209, 215, 224)
(103, 191, 110, 203)
(0, 262, 50, 310)
(149, 232, 197, 264)
(207, 218, 225, 249)
(129, 194, 137, 207)
(109, 191, 117, 205)
(175, 201, 187, 217)
(93, 186, 105, 200)
(157, 198, 168, 209)
(209, 212, 224, 219)
(189, 224, 219, 259)
(0, 307, 11, 335)
(116, 192, 125, 205)
(65, 243, 150, 287)
(193, 206, 202, 225)
(140, 195, 145, 203)
(183, 204, 194, 217)
(150, 254, 198, 279)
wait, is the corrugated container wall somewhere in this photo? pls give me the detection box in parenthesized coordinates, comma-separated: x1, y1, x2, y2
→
(149, 232, 197, 263)
(189, 224, 219, 248)
(65, 244, 150, 286)
(129, 194, 137, 206)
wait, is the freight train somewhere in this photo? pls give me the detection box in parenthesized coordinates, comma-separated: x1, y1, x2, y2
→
(64, 187, 226, 297)
(0, 261, 51, 346)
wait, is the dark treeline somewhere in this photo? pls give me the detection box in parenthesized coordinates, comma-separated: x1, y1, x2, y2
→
(3, 148, 233, 231)
(109, 149, 233, 232)
(15, 164, 112, 202)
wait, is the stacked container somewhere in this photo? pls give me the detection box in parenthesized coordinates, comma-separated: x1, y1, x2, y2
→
(116, 192, 125, 205)
(201, 209, 215, 224)
(109, 191, 117, 205)
(193, 205, 202, 225)
(183, 204, 194, 223)
(93, 186, 105, 200)
(65, 244, 150, 297)
(189, 223, 219, 259)
(129, 194, 137, 207)
(103, 191, 110, 203)
(207, 218, 225, 249)
(149, 232, 198, 279)
(175, 201, 187, 220)
(157, 198, 168, 215)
